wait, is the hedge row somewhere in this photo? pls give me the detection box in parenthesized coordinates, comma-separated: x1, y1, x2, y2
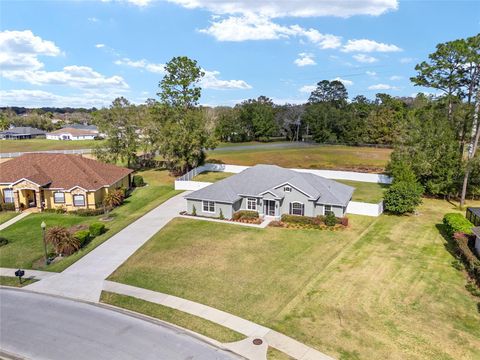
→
(443, 213, 474, 238)
(73, 222, 107, 249)
(452, 232, 480, 285)
(281, 214, 348, 227)
(232, 210, 259, 220)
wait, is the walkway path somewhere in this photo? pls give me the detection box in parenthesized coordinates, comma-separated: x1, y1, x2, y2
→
(104, 281, 334, 360)
(26, 191, 191, 302)
(0, 212, 29, 231)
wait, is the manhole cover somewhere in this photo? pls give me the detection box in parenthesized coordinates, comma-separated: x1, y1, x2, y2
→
(253, 338, 263, 345)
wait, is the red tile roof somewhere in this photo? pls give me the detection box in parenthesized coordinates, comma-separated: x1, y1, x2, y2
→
(0, 154, 133, 190)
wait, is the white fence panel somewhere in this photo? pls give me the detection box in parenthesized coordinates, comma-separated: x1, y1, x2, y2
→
(346, 201, 383, 217)
(292, 168, 392, 184)
(174, 180, 212, 191)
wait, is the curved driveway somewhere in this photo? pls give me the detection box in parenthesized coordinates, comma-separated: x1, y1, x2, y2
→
(0, 288, 240, 360)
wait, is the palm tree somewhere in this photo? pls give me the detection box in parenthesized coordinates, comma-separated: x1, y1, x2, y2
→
(46, 226, 80, 256)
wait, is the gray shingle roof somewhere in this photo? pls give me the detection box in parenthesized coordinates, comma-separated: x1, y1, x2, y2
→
(185, 164, 354, 206)
(1, 127, 45, 136)
(473, 227, 480, 237)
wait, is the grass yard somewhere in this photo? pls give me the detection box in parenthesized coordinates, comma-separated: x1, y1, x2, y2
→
(0, 168, 179, 272)
(337, 180, 389, 203)
(0, 139, 105, 153)
(101, 292, 244, 343)
(0, 276, 37, 287)
(192, 171, 234, 182)
(207, 145, 391, 173)
(0, 212, 18, 225)
(108, 198, 480, 360)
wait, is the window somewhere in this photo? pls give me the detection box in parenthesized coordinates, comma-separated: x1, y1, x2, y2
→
(202, 200, 215, 213)
(284, 186, 292, 192)
(73, 194, 85, 207)
(54, 192, 65, 204)
(290, 202, 304, 216)
(325, 205, 333, 215)
(247, 198, 257, 210)
(3, 189, 14, 203)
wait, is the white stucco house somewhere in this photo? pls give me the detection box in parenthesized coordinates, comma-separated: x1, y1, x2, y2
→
(46, 127, 98, 141)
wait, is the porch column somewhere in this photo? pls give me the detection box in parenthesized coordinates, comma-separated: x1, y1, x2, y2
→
(36, 189, 43, 211)
(13, 190, 20, 212)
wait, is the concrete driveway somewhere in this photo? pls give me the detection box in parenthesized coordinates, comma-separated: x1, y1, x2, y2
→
(0, 288, 240, 360)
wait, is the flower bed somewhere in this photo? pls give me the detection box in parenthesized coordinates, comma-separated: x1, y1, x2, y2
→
(269, 214, 348, 230)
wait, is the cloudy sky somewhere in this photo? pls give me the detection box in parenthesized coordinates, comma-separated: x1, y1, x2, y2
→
(0, 0, 479, 108)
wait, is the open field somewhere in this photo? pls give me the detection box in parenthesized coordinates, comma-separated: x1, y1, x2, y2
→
(207, 145, 392, 173)
(337, 180, 389, 203)
(0, 212, 18, 225)
(0, 139, 105, 153)
(192, 171, 234, 182)
(0, 169, 179, 272)
(108, 198, 480, 360)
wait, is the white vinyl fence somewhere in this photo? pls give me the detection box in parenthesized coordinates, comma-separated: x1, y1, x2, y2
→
(175, 163, 390, 217)
(0, 148, 92, 159)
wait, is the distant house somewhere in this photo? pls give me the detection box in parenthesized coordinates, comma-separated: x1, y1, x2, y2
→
(466, 207, 480, 226)
(0, 153, 132, 212)
(0, 126, 46, 140)
(46, 127, 98, 141)
(184, 164, 354, 219)
(473, 227, 480, 256)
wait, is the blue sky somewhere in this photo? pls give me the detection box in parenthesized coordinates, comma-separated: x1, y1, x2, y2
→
(0, 0, 479, 108)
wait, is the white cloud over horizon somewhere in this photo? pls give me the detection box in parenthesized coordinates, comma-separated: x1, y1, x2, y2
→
(332, 77, 353, 86)
(368, 83, 398, 90)
(342, 39, 402, 53)
(353, 54, 378, 63)
(294, 52, 316, 67)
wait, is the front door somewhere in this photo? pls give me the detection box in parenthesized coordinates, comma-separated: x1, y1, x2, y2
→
(264, 200, 276, 216)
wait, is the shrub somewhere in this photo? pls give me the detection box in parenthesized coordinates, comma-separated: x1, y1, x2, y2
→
(452, 232, 480, 285)
(451, 259, 464, 271)
(72, 208, 105, 217)
(443, 213, 474, 238)
(1, 203, 15, 211)
(89, 222, 106, 237)
(466, 282, 480, 297)
(384, 180, 424, 214)
(325, 212, 337, 227)
(74, 230, 91, 247)
(0, 237, 8, 247)
(192, 205, 197, 216)
(103, 189, 125, 208)
(132, 175, 145, 187)
(46, 226, 80, 256)
(55, 206, 67, 214)
(219, 209, 225, 220)
(340, 217, 349, 227)
(281, 214, 320, 225)
(233, 210, 259, 220)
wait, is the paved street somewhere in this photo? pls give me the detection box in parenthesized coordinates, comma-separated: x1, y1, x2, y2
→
(0, 288, 240, 360)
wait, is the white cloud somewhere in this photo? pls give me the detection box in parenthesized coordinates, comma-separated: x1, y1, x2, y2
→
(368, 83, 398, 90)
(331, 77, 353, 86)
(199, 14, 341, 48)
(201, 70, 252, 90)
(2, 65, 129, 90)
(353, 53, 378, 63)
(115, 57, 166, 74)
(0, 30, 61, 71)
(294, 52, 316, 67)
(101, 0, 152, 7)
(95, 43, 105, 48)
(342, 39, 402, 53)
(366, 71, 377, 76)
(167, 0, 399, 18)
(0, 89, 121, 108)
(299, 85, 316, 93)
(88, 17, 100, 22)
(389, 75, 402, 80)
(115, 57, 251, 90)
(400, 57, 413, 63)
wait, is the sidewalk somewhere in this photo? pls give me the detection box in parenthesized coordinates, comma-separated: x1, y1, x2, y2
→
(103, 281, 335, 360)
(0, 267, 56, 280)
(26, 192, 190, 302)
(0, 212, 30, 231)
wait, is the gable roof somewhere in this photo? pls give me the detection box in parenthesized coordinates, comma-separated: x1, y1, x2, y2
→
(185, 164, 354, 206)
(0, 153, 132, 191)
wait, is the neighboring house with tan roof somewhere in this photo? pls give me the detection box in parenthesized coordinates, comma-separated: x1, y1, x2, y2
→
(0, 154, 132, 212)
(46, 127, 98, 140)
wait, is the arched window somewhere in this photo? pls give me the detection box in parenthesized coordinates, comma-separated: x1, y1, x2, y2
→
(289, 202, 304, 216)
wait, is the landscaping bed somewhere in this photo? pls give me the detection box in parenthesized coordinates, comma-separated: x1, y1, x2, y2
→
(270, 214, 348, 230)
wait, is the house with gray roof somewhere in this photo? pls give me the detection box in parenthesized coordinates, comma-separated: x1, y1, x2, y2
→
(185, 164, 354, 219)
(0, 126, 46, 140)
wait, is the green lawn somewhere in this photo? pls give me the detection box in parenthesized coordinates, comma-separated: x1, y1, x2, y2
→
(0, 211, 18, 225)
(337, 180, 389, 203)
(108, 198, 480, 360)
(207, 145, 391, 173)
(0, 169, 180, 272)
(192, 171, 234, 182)
(0, 139, 105, 153)
(101, 292, 244, 343)
(0, 276, 37, 287)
